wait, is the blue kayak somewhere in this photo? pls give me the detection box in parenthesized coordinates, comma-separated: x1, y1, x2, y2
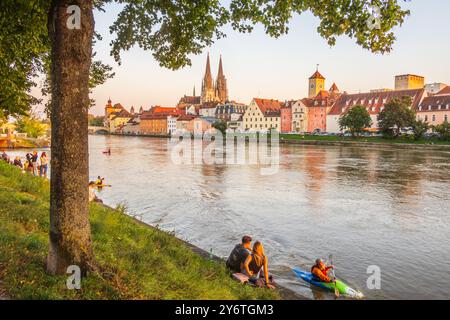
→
(292, 267, 364, 299)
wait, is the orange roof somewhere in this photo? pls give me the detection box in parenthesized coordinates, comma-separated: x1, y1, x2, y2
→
(316, 90, 329, 98)
(436, 86, 450, 96)
(253, 98, 283, 116)
(140, 113, 169, 120)
(309, 70, 325, 80)
(149, 106, 182, 116)
(177, 114, 197, 121)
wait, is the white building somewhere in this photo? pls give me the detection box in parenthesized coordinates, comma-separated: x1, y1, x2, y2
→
(167, 115, 178, 135)
(242, 98, 283, 133)
(291, 100, 308, 133)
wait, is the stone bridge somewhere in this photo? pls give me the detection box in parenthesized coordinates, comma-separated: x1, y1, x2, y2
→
(88, 126, 109, 134)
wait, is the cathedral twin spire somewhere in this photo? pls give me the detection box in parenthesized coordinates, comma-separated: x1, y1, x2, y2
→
(201, 53, 228, 104)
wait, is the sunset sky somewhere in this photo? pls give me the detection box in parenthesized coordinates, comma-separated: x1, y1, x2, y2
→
(34, 1, 450, 116)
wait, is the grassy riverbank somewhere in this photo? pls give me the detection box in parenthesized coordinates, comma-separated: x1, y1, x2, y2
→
(280, 134, 450, 145)
(0, 161, 278, 300)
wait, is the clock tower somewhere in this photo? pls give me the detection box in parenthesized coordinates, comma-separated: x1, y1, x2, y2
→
(308, 66, 325, 98)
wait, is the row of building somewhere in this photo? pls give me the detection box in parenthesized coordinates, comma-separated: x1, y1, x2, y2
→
(102, 55, 450, 135)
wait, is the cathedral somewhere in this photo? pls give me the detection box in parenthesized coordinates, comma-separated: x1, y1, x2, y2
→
(201, 53, 228, 104)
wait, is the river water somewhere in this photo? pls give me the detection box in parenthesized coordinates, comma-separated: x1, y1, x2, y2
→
(8, 134, 450, 299)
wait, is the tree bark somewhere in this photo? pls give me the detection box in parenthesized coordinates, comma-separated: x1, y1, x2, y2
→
(46, 0, 96, 275)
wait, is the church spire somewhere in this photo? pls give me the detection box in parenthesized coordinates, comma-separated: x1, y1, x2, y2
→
(204, 52, 212, 82)
(218, 54, 224, 78)
(215, 54, 228, 103)
(201, 52, 215, 103)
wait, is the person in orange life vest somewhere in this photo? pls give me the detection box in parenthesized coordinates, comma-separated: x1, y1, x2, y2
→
(311, 259, 335, 283)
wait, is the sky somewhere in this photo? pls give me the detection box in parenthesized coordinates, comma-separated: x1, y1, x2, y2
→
(34, 0, 450, 116)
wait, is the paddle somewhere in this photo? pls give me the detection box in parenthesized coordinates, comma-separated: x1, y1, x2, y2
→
(329, 254, 340, 298)
(96, 184, 112, 188)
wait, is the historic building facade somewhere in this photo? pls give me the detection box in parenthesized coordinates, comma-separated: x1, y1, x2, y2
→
(291, 99, 309, 133)
(327, 88, 426, 133)
(417, 86, 450, 126)
(243, 98, 283, 132)
(304, 75, 341, 133)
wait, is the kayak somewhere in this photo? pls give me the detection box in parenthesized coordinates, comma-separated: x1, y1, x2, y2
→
(94, 184, 111, 188)
(292, 267, 364, 299)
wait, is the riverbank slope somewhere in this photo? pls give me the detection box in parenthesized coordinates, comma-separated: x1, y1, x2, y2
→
(0, 161, 278, 300)
(280, 134, 450, 151)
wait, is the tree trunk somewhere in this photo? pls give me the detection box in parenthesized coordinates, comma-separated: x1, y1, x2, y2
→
(46, 0, 96, 275)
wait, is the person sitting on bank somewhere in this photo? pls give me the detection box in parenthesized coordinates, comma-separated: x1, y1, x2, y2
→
(226, 235, 252, 273)
(311, 259, 335, 283)
(89, 181, 103, 203)
(242, 241, 275, 289)
(13, 156, 23, 169)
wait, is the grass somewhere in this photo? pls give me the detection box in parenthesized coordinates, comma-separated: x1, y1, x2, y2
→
(280, 134, 450, 145)
(0, 161, 279, 300)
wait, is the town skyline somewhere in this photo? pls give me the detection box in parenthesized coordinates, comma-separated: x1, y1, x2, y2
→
(30, 0, 450, 117)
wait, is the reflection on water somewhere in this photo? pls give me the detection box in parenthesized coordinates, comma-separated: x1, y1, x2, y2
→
(7, 135, 450, 299)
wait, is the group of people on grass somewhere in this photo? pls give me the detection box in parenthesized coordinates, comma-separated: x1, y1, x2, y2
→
(1, 150, 49, 178)
(226, 235, 336, 289)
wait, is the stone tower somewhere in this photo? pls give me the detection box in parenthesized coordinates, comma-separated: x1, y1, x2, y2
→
(201, 53, 217, 103)
(308, 66, 326, 98)
(215, 55, 228, 103)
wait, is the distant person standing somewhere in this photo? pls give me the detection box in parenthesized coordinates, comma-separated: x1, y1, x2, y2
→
(31, 151, 38, 176)
(25, 153, 32, 172)
(39, 152, 48, 178)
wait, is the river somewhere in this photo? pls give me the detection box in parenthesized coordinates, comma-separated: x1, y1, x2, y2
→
(8, 134, 450, 299)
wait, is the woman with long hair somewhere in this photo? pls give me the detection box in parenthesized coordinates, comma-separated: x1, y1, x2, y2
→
(242, 241, 275, 289)
(39, 151, 48, 178)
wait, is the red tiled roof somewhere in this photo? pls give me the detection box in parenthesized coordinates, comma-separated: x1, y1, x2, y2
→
(316, 90, 329, 98)
(301, 90, 341, 109)
(328, 89, 425, 115)
(140, 113, 169, 120)
(253, 98, 283, 116)
(418, 95, 450, 112)
(309, 71, 325, 80)
(436, 86, 450, 96)
(148, 106, 181, 116)
(177, 114, 197, 121)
